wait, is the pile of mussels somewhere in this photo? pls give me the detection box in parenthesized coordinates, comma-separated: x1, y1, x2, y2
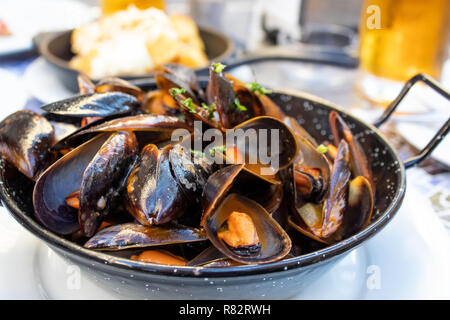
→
(0, 63, 374, 267)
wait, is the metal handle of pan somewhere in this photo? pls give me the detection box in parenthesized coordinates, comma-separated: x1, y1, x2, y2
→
(371, 73, 450, 169)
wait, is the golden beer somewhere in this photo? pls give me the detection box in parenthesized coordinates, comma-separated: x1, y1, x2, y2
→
(359, 0, 449, 81)
(101, 0, 165, 15)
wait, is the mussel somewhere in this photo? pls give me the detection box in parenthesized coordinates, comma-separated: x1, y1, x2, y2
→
(51, 114, 192, 151)
(288, 113, 374, 243)
(33, 131, 138, 235)
(41, 92, 140, 118)
(0, 110, 55, 180)
(200, 164, 291, 264)
(126, 141, 213, 226)
(84, 222, 207, 250)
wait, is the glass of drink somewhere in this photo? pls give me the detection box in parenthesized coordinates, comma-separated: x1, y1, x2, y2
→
(355, 0, 449, 105)
(101, 0, 165, 15)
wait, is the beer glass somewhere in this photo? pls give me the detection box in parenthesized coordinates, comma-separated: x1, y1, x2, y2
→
(356, 0, 449, 104)
(101, 0, 165, 15)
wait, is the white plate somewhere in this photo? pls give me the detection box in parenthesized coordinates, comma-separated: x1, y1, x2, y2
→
(0, 0, 98, 56)
(23, 57, 73, 104)
(396, 122, 450, 167)
(0, 169, 448, 299)
(0, 69, 27, 119)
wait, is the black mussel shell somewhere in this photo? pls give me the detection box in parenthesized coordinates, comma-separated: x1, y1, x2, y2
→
(201, 164, 244, 226)
(232, 116, 299, 180)
(33, 133, 110, 234)
(335, 175, 373, 240)
(204, 193, 291, 264)
(329, 111, 374, 192)
(52, 114, 191, 151)
(321, 140, 351, 238)
(126, 144, 187, 225)
(289, 140, 351, 243)
(41, 92, 139, 118)
(0, 110, 54, 180)
(209, 67, 248, 129)
(84, 222, 207, 250)
(79, 131, 138, 236)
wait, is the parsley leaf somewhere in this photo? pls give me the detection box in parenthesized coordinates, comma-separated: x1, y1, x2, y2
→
(233, 98, 247, 111)
(190, 149, 205, 157)
(246, 82, 272, 95)
(201, 102, 216, 119)
(181, 98, 196, 113)
(317, 144, 328, 154)
(212, 62, 226, 73)
(209, 145, 227, 157)
(169, 87, 187, 97)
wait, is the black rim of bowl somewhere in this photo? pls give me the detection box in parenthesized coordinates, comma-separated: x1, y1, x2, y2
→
(0, 90, 406, 278)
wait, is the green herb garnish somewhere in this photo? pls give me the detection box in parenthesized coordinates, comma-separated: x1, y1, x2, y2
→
(212, 62, 226, 73)
(209, 145, 227, 157)
(233, 98, 247, 111)
(246, 82, 272, 95)
(317, 144, 328, 154)
(169, 87, 187, 97)
(201, 102, 216, 119)
(181, 97, 196, 113)
(190, 149, 205, 157)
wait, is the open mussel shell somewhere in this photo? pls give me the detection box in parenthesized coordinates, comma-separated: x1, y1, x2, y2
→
(201, 164, 284, 225)
(33, 133, 110, 234)
(285, 117, 330, 204)
(232, 116, 298, 182)
(289, 140, 351, 243)
(0, 110, 55, 180)
(172, 91, 222, 130)
(156, 64, 204, 99)
(79, 131, 138, 237)
(52, 114, 192, 151)
(84, 222, 207, 251)
(33, 131, 137, 235)
(209, 67, 251, 129)
(204, 193, 291, 264)
(321, 140, 351, 238)
(201, 164, 244, 226)
(329, 111, 374, 192)
(335, 175, 373, 240)
(41, 92, 139, 118)
(226, 167, 283, 214)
